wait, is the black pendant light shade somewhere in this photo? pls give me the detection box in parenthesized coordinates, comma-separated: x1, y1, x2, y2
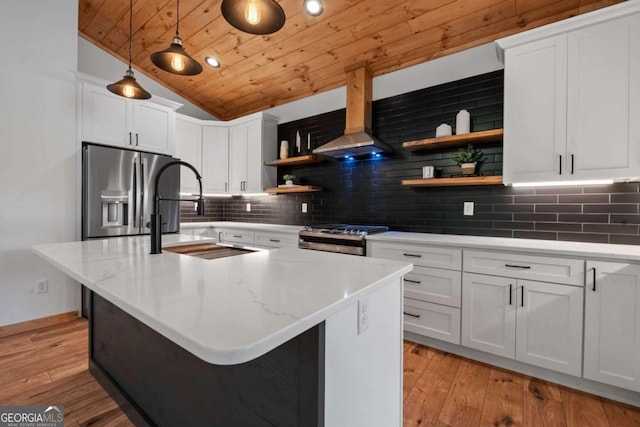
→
(107, 70, 152, 99)
(151, 0, 202, 75)
(221, 0, 286, 35)
(107, 0, 151, 100)
(151, 36, 203, 75)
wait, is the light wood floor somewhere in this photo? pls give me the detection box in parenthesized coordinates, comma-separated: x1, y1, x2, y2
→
(2, 320, 640, 427)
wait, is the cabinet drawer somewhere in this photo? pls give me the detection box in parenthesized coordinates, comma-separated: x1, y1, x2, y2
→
(403, 298, 461, 345)
(219, 229, 255, 245)
(404, 266, 461, 308)
(464, 250, 584, 286)
(370, 242, 461, 270)
(255, 232, 298, 248)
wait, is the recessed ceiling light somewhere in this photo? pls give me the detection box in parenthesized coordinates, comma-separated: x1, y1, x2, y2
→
(205, 56, 221, 68)
(303, 0, 323, 16)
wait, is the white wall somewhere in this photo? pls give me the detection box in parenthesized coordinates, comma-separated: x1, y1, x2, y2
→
(0, 0, 80, 326)
(78, 37, 217, 121)
(266, 42, 504, 124)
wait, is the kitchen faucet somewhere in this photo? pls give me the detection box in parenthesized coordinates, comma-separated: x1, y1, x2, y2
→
(150, 160, 205, 254)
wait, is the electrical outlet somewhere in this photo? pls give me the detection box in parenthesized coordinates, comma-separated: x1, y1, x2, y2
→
(358, 297, 369, 335)
(302, 203, 308, 213)
(246, 203, 251, 212)
(464, 201, 474, 216)
(36, 279, 48, 294)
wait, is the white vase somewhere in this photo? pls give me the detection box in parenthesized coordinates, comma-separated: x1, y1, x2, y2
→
(285, 180, 293, 186)
(280, 140, 289, 159)
(456, 110, 470, 135)
(435, 123, 452, 137)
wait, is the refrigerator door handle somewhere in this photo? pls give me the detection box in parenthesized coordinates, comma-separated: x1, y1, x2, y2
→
(140, 157, 146, 231)
(132, 157, 138, 229)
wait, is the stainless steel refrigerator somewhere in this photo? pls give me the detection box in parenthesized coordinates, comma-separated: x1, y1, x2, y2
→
(82, 143, 180, 240)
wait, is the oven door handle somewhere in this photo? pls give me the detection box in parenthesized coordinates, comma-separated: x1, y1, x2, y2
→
(298, 240, 364, 256)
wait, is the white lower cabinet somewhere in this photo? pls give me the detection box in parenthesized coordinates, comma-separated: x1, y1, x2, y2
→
(461, 273, 516, 358)
(584, 261, 640, 392)
(403, 298, 461, 344)
(462, 272, 583, 376)
(254, 232, 298, 249)
(219, 229, 255, 246)
(369, 241, 462, 344)
(516, 279, 583, 376)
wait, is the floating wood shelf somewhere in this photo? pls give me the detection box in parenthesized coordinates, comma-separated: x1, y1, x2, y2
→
(403, 129, 504, 152)
(266, 185, 323, 194)
(264, 155, 324, 167)
(402, 176, 503, 187)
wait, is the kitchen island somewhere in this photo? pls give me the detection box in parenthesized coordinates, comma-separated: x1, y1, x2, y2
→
(32, 235, 412, 427)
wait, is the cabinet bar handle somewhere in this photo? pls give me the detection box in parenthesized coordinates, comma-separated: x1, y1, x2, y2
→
(505, 264, 531, 269)
(571, 154, 574, 174)
(509, 284, 513, 305)
(592, 267, 597, 292)
(403, 278, 421, 284)
(224, 182, 228, 192)
(135, 133, 139, 146)
(403, 311, 421, 318)
(521, 286, 524, 307)
(403, 253, 422, 258)
(559, 155, 562, 175)
(269, 239, 280, 243)
(129, 132, 133, 145)
(233, 235, 242, 238)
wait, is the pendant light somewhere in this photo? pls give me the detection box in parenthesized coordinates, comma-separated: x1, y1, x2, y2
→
(151, 0, 203, 75)
(107, 0, 151, 99)
(221, 0, 286, 35)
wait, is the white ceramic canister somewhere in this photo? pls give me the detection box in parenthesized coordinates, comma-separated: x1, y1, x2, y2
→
(456, 110, 470, 135)
(435, 123, 452, 137)
(422, 166, 435, 178)
(280, 140, 289, 159)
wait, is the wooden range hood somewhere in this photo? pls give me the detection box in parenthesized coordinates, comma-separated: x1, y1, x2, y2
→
(313, 63, 391, 158)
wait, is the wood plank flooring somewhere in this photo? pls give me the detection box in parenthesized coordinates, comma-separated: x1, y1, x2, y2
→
(2, 320, 640, 426)
(402, 341, 640, 427)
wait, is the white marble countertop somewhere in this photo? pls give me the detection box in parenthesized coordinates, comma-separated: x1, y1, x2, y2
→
(368, 231, 640, 262)
(180, 221, 304, 234)
(32, 234, 411, 365)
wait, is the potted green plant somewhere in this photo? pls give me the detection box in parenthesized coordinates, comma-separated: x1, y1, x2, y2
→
(283, 174, 296, 186)
(453, 144, 485, 175)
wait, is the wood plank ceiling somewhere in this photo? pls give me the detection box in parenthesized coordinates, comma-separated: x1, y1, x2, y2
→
(79, 0, 624, 120)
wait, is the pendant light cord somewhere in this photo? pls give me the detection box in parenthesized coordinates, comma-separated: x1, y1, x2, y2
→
(176, 0, 180, 37)
(128, 0, 133, 70)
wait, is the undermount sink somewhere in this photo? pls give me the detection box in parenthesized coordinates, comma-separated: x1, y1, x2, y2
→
(165, 243, 254, 260)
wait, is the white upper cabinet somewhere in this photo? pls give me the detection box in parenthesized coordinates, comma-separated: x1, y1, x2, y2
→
(202, 124, 229, 194)
(79, 79, 180, 155)
(81, 83, 131, 147)
(132, 101, 175, 155)
(498, 3, 640, 184)
(175, 115, 203, 194)
(503, 35, 567, 184)
(174, 112, 276, 195)
(567, 15, 640, 180)
(228, 114, 277, 194)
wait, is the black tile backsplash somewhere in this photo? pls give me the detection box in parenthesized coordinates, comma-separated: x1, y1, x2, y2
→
(182, 70, 640, 246)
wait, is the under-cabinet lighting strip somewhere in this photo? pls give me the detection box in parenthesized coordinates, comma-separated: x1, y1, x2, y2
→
(511, 179, 614, 187)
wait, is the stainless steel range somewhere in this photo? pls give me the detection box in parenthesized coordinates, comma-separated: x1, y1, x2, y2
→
(298, 224, 389, 256)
